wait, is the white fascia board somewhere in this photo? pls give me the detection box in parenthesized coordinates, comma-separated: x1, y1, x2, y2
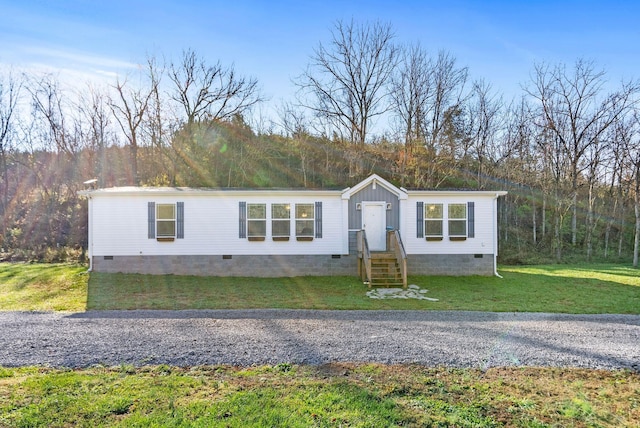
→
(342, 174, 408, 200)
(81, 187, 342, 198)
(409, 190, 507, 198)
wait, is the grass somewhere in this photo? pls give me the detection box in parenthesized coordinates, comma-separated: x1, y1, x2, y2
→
(86, 263, 640, 313)
(0, 263, 87, 312)
(0, 262, 639, 313)
(0, 364, 638, 427)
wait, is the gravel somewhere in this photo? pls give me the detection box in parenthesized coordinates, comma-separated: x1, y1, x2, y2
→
(0, 310, 638, 370)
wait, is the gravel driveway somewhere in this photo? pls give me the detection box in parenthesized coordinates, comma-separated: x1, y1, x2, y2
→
(1, 310, 638, 370)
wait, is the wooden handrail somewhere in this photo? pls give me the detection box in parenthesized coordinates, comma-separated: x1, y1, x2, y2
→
(388, 230, 408, 288)
(356, 230, 372, 286)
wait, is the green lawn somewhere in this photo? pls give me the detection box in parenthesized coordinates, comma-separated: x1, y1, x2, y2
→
(0, 263, 87, 312)
(0, 262, 639, 313)
(1, 364, 638, 427)
(86, 264, 640, 313)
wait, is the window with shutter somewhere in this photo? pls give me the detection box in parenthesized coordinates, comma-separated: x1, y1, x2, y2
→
(426, 203, 444, 240)
(448, 203, 467, 240)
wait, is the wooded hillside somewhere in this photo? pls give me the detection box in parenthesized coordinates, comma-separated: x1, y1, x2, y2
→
(1, 21, 639, 266)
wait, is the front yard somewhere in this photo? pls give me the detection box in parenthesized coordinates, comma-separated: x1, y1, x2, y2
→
(0, 262, 639, 313)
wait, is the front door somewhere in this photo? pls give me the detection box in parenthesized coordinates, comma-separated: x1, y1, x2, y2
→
(362, 202, 386, 251)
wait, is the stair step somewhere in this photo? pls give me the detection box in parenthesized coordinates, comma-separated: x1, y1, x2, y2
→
(370, 281, 404, 287)
(363, 250, 406, 288)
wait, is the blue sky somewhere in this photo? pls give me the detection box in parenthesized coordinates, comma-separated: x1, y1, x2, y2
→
(2, 0, 639, 108)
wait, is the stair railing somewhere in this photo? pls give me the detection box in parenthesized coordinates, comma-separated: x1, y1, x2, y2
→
(356, 230, 372, 286)
(388, 230, 408, 288)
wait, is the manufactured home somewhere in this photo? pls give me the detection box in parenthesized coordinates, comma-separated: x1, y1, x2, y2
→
(80, 174, 507, 286)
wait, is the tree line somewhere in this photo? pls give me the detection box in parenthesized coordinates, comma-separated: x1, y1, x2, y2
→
(1, 20, 639, 266)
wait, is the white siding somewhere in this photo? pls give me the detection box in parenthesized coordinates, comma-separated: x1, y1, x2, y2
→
(90, 193, 345, 256)
(402, 194, 497, 255)
(85, 181, 505, 261)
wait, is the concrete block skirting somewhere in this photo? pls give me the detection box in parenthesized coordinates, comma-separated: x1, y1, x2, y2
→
(92, 253, 495, 277)
(407, 254, 495, 276)
(92, 254, 358, 277)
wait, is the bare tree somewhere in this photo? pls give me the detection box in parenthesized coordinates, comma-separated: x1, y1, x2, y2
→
(143, 56, 177, 185)
(620, 111, 640, 267)
(527, 59, 640, 247)
(501, 97, 541, 244)
(297, 20, 397, 149)
(28, 74, 78, 157)
(169, 49, 262, 125)
(0, 71, 22, 223)
(390, 45, 430, 147)
(77, 84, 113, 185)
(466, 79, 504, 188)
(423, 51, 469, 152)
(277, 102, 313, 186)
(109, 76, 155, 185)
(604, 121, 630, 258)
(389, 47, 468, 187)
(389, 43, 431, 185)
(535, 127, 571, 261)
(583, 130, 607, 260)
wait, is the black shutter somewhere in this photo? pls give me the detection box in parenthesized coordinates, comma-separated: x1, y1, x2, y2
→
(467, 201, 475, 238)
(176, 202, 184, 239)
(416, 201, 424, 238)
(239, 201, 247, 238)
(148, 202, 155, 239)
(315, 201, 322, 238)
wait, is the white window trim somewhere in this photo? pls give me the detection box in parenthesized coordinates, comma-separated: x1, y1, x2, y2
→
(156, 203, 176, 239)
(425, 203, 443, 240)
(271, 203, 291, 240)
(295, 203, 315, 240)
(448, 203, 468, 239)
(247, 203, 267, 240)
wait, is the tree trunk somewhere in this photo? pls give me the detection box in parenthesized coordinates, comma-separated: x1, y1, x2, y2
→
(555, 211, 562, 261)
(531, 196, 537, 245)
(634, 199, 639, 268)
(571, 191, 577, 246)
(585, 183, 594, 261)
(634, 173, 640, 268)
(542, 195, 546, 238)
(604, 197, 617, 258)
(130, 140, 138, 186)
(618, 203, 625, 258)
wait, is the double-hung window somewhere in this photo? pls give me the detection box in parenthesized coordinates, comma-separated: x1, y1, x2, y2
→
(272, 204, 291, 240)
(448, 203, 467, 239)
(425, 203, 443, 240)
(247, 203, 266, 241)
(295, 203, 314, 240)
(156, 203, 176, 238)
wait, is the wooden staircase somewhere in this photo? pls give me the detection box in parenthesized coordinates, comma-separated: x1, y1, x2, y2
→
(369, 252, 404, 287)
(357, 229, 408, 288)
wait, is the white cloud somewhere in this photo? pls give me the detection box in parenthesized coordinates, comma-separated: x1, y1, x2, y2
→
(0, 42, 143, 89)
(21, 45, 139, 71)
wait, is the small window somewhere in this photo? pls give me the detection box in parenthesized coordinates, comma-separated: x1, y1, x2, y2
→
(296, 203, 314, 239)
(272, 203, 291, 240)
(156, 203, 176, 238)
(448, 203, 467, 238)
(425, 203, 443, 240)
(247, 203, 266, 240)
